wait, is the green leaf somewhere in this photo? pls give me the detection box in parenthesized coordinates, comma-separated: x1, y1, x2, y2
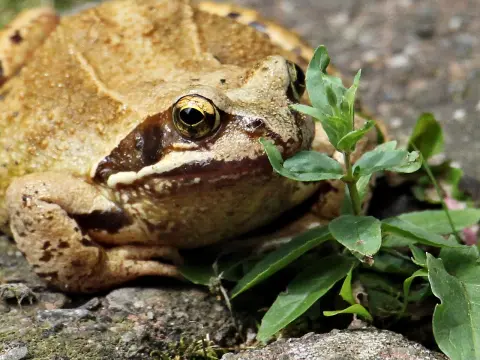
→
(382, 234, 416, 248)
(370, 251, 419, 276)
(409, 245, 427, 267)
(329, 215, 382, 257)
(179, 264, 216, 286)
(344, 69, 362, 120)
(319, 115, 352, 149)
(305, 46, 353, 148)
(290, 104, 327, 122)
(353, 142, 421, 177)
(382, 217, 463, 248)
(427, 253, 480, 359)
(283, 151, 344, 179)
(257, 255, 353, 342)
(399, 209, 480, 234)
(324, 304, 373, 321)
(306, 46, 333, 113)
(402, 269, 428, 312)
(230, 226, 331, 298)
(439, 246, 479, 280)
(407, 113, 444, 161)
(339, 270, 356, 305)
(260, 139, 344, 182)
(337, 120, 375, 152)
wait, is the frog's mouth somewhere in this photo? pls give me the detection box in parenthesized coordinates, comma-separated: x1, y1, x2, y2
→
(106, 150, 276, 188)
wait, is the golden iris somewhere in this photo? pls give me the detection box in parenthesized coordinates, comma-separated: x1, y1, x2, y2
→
(172, 95, 220, 139)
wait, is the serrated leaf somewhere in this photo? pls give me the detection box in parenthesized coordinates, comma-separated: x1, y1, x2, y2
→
(260, 139, 344, 182)
(399, 209, 480, 235)
(382, 217, 463, 248)
(230, 226, 332, 298)
(323, 304, 373, 321)
(353, 142, 421, 177)
(408, 113, 444, 160)
(257, 255, 353, 342)
(337, 120, 375, 152)
(427, 253, 480, 360)
(329, 215, 382, 256)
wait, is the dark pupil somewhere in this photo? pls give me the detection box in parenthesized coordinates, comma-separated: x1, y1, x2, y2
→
(180, 108, 204, 126)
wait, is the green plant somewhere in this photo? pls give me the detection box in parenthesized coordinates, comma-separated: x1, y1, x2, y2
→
(182, 46, 480, 360)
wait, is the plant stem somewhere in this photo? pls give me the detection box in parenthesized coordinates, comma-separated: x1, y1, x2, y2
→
(420, 155, 462, 243)
(344, 152, 362, 216)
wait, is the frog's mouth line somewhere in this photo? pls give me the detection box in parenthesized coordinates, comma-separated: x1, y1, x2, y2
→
(106, 150, 275, 188)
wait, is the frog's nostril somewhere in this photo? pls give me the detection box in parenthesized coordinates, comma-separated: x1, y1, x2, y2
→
(239, 117, 265, 132)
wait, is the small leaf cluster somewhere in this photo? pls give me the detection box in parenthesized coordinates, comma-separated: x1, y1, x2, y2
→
(181, 46, 480, 360)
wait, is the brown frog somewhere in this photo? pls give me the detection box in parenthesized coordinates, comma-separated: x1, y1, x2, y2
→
(0, 0, 379, 293)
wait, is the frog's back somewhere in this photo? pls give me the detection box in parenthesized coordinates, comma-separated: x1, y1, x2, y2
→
(0, 0, 310, 226)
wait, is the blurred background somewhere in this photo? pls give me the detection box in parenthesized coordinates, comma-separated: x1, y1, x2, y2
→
(1, 0, 479, 178)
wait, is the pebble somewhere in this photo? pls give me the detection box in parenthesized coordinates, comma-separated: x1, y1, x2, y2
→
(79, 297, 101, 311)
(453, 108, 466, 121)
(414, 6, 437, 39)
(387, 54, 410, 69)
(448, 16, 463, 32)
(36, 308, 93, 325)
(0, 347, 28, 360)
(390, 117, 404, 129)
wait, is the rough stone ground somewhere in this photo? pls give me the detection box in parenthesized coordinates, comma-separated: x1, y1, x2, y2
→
(1, 0, 479, 359)
(229, 0, 480, 178)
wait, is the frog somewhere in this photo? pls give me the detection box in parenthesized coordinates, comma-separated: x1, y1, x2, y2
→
(0, 0, 381, 293)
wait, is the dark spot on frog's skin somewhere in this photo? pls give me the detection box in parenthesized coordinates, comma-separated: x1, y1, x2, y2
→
(71, 259, 83, 267)
(80, 238, 95, 247)
(227, 12, 241, 19)
(0, 61, 5, 87)
(220, 78, 226, 84)
(42, 241, 51, 250)
(74, 227, 79, 233)
(58, 240, 70, 249)
(21, 195, 31, 204)
(39, 251, 53, 262)
(73, 209, 132, 234)
(10, 30, 23, 44)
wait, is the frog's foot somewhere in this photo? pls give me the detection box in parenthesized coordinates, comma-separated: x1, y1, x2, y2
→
(0, 7, 58, 86)
(5, 172, 181, 293)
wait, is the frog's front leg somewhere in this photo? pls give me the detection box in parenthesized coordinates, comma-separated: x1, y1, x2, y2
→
(0, 7, 58, 86)
(6, 173, 182, 293)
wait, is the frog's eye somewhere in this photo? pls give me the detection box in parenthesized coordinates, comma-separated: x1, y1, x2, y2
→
(286, 61, 306, 101)
(172, 95, 221, 139)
